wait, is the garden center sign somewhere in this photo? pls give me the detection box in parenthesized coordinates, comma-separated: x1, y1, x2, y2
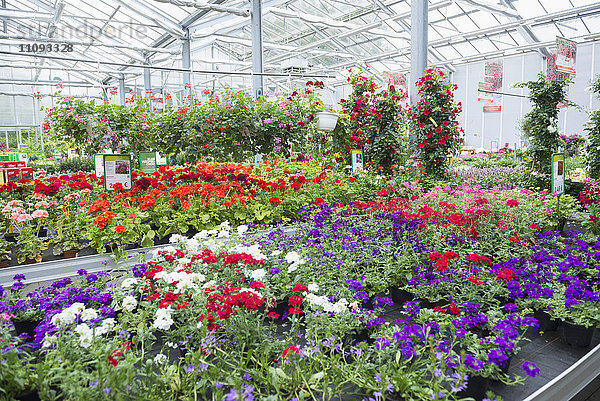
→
(103, 154, 132, 191)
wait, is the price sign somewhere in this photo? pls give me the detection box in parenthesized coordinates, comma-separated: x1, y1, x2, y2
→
(552, 153, 565, 195)
(351, 149, 363, 174)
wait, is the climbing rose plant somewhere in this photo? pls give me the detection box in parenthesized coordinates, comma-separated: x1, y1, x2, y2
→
(409, 67, 463, 177)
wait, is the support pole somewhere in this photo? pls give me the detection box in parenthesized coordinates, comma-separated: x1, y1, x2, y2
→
(182, 28, 191, 99)
(410, 0, 428, 105)
(118, 74, 126, 105)
(251, 0, 264, 99)
(143, 55, 151, 98)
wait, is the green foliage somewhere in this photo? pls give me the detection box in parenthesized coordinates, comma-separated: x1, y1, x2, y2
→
(43, 93, 155, 159)
(409, 67, 463, 178)
(341, 66, 406, 174)
(586, 75, 600, 179)
(30, 156, 94, 174)
(515, 73, 570, 188)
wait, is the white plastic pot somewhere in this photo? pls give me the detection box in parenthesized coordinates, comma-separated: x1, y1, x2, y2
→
(315, 112, 339, 132)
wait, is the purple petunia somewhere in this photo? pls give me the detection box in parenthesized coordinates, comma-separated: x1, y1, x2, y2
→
(521, 361, 540, 377)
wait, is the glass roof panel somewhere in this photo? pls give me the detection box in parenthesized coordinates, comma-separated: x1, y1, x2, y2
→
(0, 0, 598, 89)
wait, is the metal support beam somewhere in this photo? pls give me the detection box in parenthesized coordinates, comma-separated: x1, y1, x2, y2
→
(118, 75, 126, 105)
(0, 8, 53, 21)
(410, 0, 428, 105)
(251, 0, 263, 98)
(182, 29, 191, 98)
(143, 56, 152, 98)
(1, 0, 5, 33)
(115, 0, 186, 38)
(152, 0, 249, 17)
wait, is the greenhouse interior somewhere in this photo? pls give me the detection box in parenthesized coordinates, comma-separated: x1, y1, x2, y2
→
(2, 0, 600, 400)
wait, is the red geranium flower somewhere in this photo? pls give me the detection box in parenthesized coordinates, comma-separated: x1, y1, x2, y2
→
(506, 199, 519, 208)
(315, 197, 325, 205)
(269, 197, 281, 206)
(115, 225, 126, 233)
(530, 223, 541, 230)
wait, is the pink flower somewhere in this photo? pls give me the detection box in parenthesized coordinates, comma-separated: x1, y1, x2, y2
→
(14, 214, 32, 222)
(35, 201, 51, 209)
(32, 210, 49, 219)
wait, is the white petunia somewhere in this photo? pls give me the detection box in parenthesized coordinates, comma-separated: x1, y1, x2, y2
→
(250, 268, 267, 281)
(271, 250, 282, 256)
(80, 308, 98, 321)
(153, 354, 167, 364)
(237, 225, 249, 235)
(308, 283, 319, 292)
(218, 230, 230, 238)
(153, 308, 174, 330)
(74, 323, 93, 348)
(121, 277, 138, 289)
(122, 296, 138, 312)
(285, 251, 301, 264)
(169, 234, 186, 243)
(95, 318, 116, 336)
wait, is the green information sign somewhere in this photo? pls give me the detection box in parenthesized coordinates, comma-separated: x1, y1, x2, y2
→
(139, 151, 157, 173)
(103, 154, 132, 191)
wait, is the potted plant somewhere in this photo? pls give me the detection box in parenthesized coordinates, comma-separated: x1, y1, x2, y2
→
(0, 236, 12, 268)
(0, 274, 45, 341)
(315, 106, 339, 132)
(15, 221, 49, 264)
(51, 213, 86, 259)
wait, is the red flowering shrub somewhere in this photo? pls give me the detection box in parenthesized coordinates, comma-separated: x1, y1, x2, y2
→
(409, 67, 463, 177)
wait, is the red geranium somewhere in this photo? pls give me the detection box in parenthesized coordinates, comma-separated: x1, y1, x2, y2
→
(269, 197, 281, 206)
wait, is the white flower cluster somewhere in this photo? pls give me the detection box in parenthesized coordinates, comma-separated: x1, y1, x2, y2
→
(74, 318, 115, 348)
(305, 294, 350, 314)
(230, 243, 267, 261)
(285, 251, 306, 273)
(153, 308, 174, 330)
(48, 303, 116, 348)
(154, 270, 206, 294)
(122, 296, 138, 312)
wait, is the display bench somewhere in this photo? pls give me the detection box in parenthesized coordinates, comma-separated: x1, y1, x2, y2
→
(1, 240, 599, 401)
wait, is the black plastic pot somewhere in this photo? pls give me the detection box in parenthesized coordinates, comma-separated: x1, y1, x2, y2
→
(389, 287, 413, 305)
(562, 321, 595, 347)
(12, 319, 41, 342)
(15, 390, 41, 401)
(534, 309, 559, 332)
(457, 374, 488, 401)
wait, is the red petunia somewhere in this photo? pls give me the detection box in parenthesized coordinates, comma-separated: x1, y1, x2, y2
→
(282, 346, 299, 358)
(292, 284, 308, 293)
(497, 268, 516, 282)
(448, 301, 460, 315)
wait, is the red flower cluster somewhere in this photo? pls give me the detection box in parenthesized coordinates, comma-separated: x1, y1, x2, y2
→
(497, 268, 516, 283)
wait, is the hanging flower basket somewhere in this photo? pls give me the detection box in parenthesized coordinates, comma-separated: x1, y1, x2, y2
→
(315, 112, 339, 132)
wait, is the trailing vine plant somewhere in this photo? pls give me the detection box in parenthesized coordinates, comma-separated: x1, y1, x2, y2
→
(515, 73, 570, 189)
(585, 75, 600, 179)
